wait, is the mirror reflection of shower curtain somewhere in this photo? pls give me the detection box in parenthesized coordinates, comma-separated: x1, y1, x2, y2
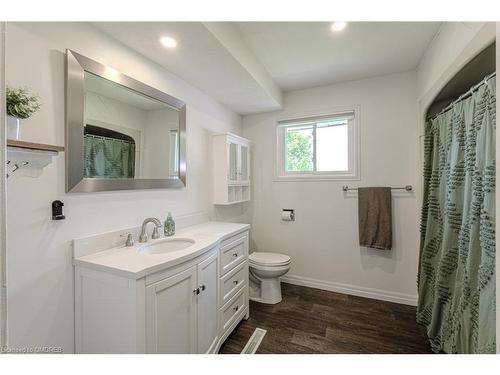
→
(84, 135, 136, 178)
(417, 74, 496, 353)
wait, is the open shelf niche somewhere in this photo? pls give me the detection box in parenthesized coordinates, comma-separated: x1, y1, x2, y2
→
(212, 133, 251, 205)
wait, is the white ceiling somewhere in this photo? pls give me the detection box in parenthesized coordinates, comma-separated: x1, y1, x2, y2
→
(93, 22, 441, 114)
(92, 22, 282, 114)
(236, 22, 442, 91)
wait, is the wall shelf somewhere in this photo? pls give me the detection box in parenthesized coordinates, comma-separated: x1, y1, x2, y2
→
(7, 139, 64, 153)
(6, 139, 64, 178)
(213, 133, 251, 205)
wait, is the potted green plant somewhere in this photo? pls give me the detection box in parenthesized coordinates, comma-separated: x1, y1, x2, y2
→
(6, 86, 41, 140)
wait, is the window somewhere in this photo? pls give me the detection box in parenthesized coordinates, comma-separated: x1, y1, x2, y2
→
(276, 110, 358, 180)
(169, 129, 179, 177)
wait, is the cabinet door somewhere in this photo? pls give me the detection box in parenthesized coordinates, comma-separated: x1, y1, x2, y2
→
(228, 141, 238, 183)
(239, 143, 250, 183)
(197, 251, 219, 353)
(146, 266, 197, 353)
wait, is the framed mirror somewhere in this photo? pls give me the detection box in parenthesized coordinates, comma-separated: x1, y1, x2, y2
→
(65, 49, 186, 193)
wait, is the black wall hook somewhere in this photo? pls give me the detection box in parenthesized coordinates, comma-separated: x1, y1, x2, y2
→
(52, 200, 66, 220)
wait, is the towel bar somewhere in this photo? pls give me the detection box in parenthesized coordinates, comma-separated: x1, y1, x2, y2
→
(342, 185, 412, 192)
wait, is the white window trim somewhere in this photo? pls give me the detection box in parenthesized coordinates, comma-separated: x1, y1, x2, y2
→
(275, 107, 360, 182)
(169, 129, 179, 177)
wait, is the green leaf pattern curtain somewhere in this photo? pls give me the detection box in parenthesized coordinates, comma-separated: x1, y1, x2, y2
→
(84, 135, 135, 178)
(417, 75, 496, 353)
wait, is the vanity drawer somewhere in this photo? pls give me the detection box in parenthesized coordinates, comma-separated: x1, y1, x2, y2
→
(220, 260, 247, 305)
(220, 236, 246, 275)
(220, 287, 246, 334)
(220, 231, 247, 249)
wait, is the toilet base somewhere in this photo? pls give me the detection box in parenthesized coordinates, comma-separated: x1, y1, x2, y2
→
(249, 277, 283, 304)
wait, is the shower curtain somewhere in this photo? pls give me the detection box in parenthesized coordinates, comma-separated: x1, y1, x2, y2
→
(84, 135, 135, 178)
(417, 75, 496, 354)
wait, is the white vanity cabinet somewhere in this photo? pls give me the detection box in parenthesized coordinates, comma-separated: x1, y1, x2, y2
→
(217, 231, 249, 343)
(196, 251, 219, 353)
(145, 265, 198, 353)
(74, 223, 250, 354)
(213, 133, 251, 205)
(145, 251, 219, 354)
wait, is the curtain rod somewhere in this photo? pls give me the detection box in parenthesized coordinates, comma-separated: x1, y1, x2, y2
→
(427, 71, 496, 122)
(85, 133, 135, 144)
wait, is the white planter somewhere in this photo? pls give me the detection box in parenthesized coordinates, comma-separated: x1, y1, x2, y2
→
(7, 116, 23, 140)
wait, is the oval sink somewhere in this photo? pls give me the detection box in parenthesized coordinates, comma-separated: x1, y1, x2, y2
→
(138, 238, 195, 255)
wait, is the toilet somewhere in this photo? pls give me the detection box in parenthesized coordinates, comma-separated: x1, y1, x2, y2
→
(248, 252, 291, 304)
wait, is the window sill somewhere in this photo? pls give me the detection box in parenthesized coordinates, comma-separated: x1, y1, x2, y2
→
(274, 175, 360, 182)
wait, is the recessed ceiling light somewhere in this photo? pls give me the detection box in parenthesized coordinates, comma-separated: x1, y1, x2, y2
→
(331, 22, 347, 32)
(160, 36, 177, 48)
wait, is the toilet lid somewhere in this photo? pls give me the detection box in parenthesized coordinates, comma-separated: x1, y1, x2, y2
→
(249, 252, 291, 266)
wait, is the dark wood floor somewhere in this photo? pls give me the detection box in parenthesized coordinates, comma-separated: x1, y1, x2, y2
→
(219, 283, 431, 354)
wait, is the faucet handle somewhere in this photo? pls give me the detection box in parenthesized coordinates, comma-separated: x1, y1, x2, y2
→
(152, 226, 161, 240)
(120, 232, 135, 247)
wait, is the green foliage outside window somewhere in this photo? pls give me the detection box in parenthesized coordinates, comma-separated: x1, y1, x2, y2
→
(286, 129, 313, 172)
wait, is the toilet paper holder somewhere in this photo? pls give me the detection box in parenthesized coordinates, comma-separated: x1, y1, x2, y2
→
(282, 209, 295, 221)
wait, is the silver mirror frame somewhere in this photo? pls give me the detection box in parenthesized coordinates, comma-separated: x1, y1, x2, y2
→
(65, 49, 187, 193)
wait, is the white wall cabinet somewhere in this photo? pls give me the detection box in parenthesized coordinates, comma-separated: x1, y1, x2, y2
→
(74, 229, 249, 354)
(213, 133, 251, 205)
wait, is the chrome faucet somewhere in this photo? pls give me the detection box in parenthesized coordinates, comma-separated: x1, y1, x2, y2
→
(139, 218, 162, 243)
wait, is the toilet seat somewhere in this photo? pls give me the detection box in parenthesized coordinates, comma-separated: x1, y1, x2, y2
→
(249, 252, 291, 267)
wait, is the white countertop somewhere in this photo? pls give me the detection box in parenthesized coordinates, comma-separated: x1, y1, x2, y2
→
(73, 221, 250, 279)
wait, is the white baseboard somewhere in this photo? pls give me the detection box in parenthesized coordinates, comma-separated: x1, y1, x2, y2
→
(281, 274, 417, 306)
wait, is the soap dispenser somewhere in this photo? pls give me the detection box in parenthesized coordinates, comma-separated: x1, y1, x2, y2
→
(164, 212, 175, 237)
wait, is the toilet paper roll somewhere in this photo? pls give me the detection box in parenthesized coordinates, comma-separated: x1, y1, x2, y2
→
(281, 210, 294, 221)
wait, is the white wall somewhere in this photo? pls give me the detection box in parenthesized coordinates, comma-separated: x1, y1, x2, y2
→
(85, 92, 147, 135)
(142, 108, 179, 178)
(242, 72, 420, 305)
(417, 23, 495, 111)
(5, 22, 242, 352)
(417, 22, 490, 100)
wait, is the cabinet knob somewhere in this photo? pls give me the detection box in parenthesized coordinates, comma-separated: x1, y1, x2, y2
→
(232, 253, 238, 258)
(199, 284, 206, 291)
(233, 306, 239, 312)
(233, 280, 239, 285)
(193, 288, 200, 295)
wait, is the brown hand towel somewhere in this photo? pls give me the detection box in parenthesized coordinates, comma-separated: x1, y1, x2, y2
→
(358, 187, 392, 250)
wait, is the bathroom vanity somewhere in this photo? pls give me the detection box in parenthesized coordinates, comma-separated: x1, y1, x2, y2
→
(66, 50, 252, 353)
(73, 222, 249, 354)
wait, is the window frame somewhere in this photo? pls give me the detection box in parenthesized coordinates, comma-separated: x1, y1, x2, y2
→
(169, 129, 179, 177)
(275, 108, 360, 181)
